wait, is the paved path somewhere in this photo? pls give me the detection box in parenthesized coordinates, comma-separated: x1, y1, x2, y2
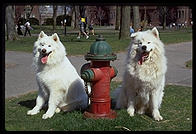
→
(5, 42, 192, 98)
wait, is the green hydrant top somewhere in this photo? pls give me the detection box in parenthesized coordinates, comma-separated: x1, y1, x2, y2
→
(85, 35, 117, 61)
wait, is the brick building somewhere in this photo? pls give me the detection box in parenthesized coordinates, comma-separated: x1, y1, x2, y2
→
(14, 5, 192, 27)
(85, 6, 192, 27)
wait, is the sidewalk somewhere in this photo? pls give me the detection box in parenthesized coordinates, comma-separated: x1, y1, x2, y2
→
(5, 42, 192, 98)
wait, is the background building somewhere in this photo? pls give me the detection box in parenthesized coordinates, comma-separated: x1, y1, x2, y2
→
(14, 5, 192, 27)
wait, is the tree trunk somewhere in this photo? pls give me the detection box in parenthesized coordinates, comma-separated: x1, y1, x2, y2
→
(143, 6, 147, 29)
(133, 6, 140, 31)
(71, 6, 76, 29)
(79, 6, 86, 18)
(163, 6, 167, 30)
(75, 6, 80, 29)
(53, 5, 57, 31)
(5, 5, 17, 40)
(119, 6, 130, 40)
(38, 6, 42, 27)
(115, 6, 121, 30)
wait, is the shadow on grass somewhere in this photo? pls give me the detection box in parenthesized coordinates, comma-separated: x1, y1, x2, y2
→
(18, 99, 36, 109)
(18, 99, 87, 115)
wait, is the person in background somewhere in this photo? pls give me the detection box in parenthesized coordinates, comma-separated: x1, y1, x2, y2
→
(130, 24, 134, 36)
(88, 20, 95, 36)
(17, 20, 23, 35)
(24, 20, 31, 36)
(77, 17, 89, 39)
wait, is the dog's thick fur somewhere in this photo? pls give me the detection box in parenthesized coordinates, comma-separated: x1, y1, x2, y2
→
(27, 31, 88, 119)
(114, 27, 167, 121)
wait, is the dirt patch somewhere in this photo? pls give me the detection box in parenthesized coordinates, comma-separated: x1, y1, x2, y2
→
(5, 63, 18, 69)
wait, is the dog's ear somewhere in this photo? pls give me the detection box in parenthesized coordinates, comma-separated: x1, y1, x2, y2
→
(52, 33, 59, 42)
(152, 27, 159, 39)
(38, 31, 47, 39)
(130, 33, 137, 39)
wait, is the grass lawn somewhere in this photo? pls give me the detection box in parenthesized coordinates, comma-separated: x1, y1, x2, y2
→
(5, 26, 192, 56)
(5, 82, 192, 131)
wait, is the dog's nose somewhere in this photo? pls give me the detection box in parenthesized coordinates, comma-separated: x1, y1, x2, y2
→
(142, 45, 147, 50)
(42, 48, 46, 53)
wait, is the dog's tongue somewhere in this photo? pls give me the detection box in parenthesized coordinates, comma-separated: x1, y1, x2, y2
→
(41, 55, 48, 64)
(138, 56, 145, 65)
(138, 53, 147, 65)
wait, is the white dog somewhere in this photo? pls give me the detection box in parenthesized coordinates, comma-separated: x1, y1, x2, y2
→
(27, 31, 88, 119)
(115, 27, 167, 121)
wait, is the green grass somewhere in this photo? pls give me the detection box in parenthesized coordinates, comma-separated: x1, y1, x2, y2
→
(5, 82, 192, 131)
(185, 59, 192, 69)
(5, 26, 192, 56)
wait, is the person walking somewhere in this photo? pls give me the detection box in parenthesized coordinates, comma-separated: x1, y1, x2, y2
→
(77, 17, 89, 39)
(24, 20, 31, 36)
(88, 20, 95, 36)
(17, 21, 23, 35)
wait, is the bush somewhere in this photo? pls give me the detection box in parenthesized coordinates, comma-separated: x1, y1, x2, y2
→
(29, 18, 39, 25)
(43, 18, 53, 25)
(56, 15, 71, 26)
(17, 17, 39, 25)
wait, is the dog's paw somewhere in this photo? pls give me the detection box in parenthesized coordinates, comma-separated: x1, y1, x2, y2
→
(27, 109, 40, 115)
(152, 110, 163, 121)
(127, 107, 135, 117)
(42, 113, 54, 119)
(55, 108, 61, 113)
(137, 108, 145, 115)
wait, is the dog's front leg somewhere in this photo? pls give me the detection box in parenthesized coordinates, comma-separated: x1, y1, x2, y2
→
(127, 96, 135, 117)
(27, 92, 46, 115)
(151, 90, 163, 121)
(42, 91, 61, 119)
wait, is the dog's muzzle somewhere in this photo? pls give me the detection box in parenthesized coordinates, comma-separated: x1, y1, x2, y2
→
(40, 49, 52, 64)
(138, 48, 152, 65)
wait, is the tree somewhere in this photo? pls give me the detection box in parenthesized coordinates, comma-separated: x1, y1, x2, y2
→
(157, 6, 168, 30)
(119, 6, 130, 40)
(24, 5, 34, 20)
(75, 6, 80, 29)
(115, 6, 121, 30)
(163, 6, 167, 30)
(97, 6, 105, 26)
(133, 6, 140, 31)
(79, 6, 86, 18)
(53, 5, 57, 31)
(71, 6, 76, 29)
(5, 5, 17, 40)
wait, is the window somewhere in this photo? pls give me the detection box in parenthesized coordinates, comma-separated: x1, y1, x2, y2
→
(182, 10, 184, 19)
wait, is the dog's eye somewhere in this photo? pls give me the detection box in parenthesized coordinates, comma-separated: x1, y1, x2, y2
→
(147, 42, 151, 44)
(41, 44, 44, 46)
(48, 45, 51, 47)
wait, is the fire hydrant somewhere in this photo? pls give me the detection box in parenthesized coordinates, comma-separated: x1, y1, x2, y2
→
(81, 35, 118, 119)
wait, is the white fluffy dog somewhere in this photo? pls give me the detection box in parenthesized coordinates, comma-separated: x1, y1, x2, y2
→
(115, 27, 167, 121)
(27, 31, 88, 119)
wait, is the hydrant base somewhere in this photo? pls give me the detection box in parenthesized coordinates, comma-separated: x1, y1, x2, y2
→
(83, 110, 117, 119)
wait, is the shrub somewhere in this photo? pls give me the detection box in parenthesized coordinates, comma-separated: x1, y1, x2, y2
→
(29, 18, 39, 25)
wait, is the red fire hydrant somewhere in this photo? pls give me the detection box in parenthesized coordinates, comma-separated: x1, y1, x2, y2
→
(81, 35, 118, 119)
